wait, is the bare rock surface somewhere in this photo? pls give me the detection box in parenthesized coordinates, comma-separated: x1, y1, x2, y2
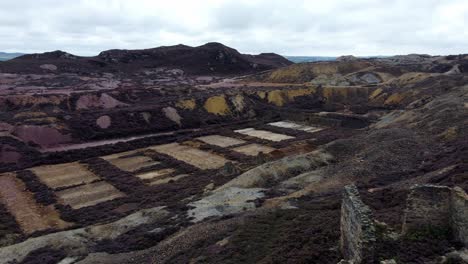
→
(0, 207, 168, 264)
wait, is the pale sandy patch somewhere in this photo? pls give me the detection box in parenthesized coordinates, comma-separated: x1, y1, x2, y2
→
(196, 135, 246, 147)
(148, 143, 230, 170)
(0, 173, 72, 234)
(104, 155, 160, 172)
(56, 181, 125, 209)
(232, 143, 276, 156)
(234, 128, 294, 142)
(136, 168, 175, 181)
(31, 162, 100, 189)
(268, 121, 324, 133)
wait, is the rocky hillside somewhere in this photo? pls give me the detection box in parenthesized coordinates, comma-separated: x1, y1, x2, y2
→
(250, 54, 468, 85)
(0, 43, 292, 75)
(0, 48, 466, 264)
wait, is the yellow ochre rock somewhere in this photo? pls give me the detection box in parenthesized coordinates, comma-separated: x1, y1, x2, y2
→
(286, 88, 316, 100)
(384, 92, 406, 105)
(257, 91, 266, 99)
(369, 88, 383, 99)
(267, 90, 285, 106)
(176, 99, 196, 110)
(204, 95, 230, 115)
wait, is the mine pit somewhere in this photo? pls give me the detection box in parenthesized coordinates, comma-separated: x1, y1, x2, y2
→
(148, 143, 231, 170)
(0, 173, 72, 234)
(195, 135, 246, 147)
(234, 128, 295, 141)
(55, 181, 125, 209)
(148, 174, 190, 186)
(232, 143, 276, 156)
(102, 154, 160, 172)
(30, 162, 100, 189)
(1, 40, 466, 263)
(136, 168, 176, 181)
(268, 120, 324, 133)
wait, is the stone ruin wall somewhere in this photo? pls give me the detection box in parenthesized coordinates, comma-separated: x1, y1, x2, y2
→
(340, 184, 376, 264)
(452, 187, 468, 246)
(402, 185, 468, 247)
(402, 185, 452, 233)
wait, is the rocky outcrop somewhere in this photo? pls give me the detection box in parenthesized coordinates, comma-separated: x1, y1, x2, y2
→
(216, 149, 333, 190)
(188, 187, 265, 222)
(0, 207, 168, 263)
(340, 184, 376, 264)
(402, 185, 468, 246)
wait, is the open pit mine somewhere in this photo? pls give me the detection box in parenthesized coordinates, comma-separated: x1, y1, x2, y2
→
(0, 43, 467, 264)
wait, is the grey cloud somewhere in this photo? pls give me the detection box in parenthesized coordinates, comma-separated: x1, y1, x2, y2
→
(0, 0, 467, 56)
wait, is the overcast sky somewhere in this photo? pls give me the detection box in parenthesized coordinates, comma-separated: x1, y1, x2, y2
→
(1, 0, 467, 56)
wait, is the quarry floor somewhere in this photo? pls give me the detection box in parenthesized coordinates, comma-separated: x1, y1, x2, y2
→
(0, 117, 464, 263)
(0, 120, 335, 247)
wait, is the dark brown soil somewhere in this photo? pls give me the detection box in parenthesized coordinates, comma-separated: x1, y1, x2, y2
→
(359, 188, 408, 229)
(15, 170, 57, 206)
(0, 202, 22, 242)
(15, 247, 67, 264)
(374, 228, 462, 264)
(168, 194, 343, 264)
(92, 224, 180, 254)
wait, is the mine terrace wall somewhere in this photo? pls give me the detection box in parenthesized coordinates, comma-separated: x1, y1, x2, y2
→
(0, 85, 374, 149)
(452, 187, 468, 246)
(402, 185, 452, 233)
(68, 86, 372, 140)
(340, 184, 376, 264)
(403, 184, 468, 247)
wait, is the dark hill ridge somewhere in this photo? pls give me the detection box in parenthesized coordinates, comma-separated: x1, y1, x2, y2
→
(0, 42, 292, 75)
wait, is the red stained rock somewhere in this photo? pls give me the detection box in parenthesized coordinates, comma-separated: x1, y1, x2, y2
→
(0, 144, 21, 164)
(0, 122, 13, 132)
(76, 93, 128, 110)
(12, 125, 72, 148)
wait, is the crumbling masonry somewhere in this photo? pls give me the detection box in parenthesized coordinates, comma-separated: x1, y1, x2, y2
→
(340, 184, 376, 264)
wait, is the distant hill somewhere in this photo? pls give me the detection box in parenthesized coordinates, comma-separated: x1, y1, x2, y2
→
(285, 56, 336, 63)
(285, 56, 391, 63)
(0, 52, 25, 61)
(0, 43, 293, 75)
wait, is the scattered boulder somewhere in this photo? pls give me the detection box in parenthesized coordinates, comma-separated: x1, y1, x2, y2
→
(162, 107, 182, 126)
(337, 55, 358, 62)
(141, 112, 151, 124)
(39, 64, 58, 71)
(188, 187, 265, 222)
(96, 115, 111, 129)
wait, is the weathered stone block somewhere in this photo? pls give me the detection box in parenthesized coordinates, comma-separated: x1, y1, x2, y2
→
(340, 184, 376, 264)
(402, 185, 452, 234)
(402, 184, 468, 246)
(451, 187, 468, 247)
